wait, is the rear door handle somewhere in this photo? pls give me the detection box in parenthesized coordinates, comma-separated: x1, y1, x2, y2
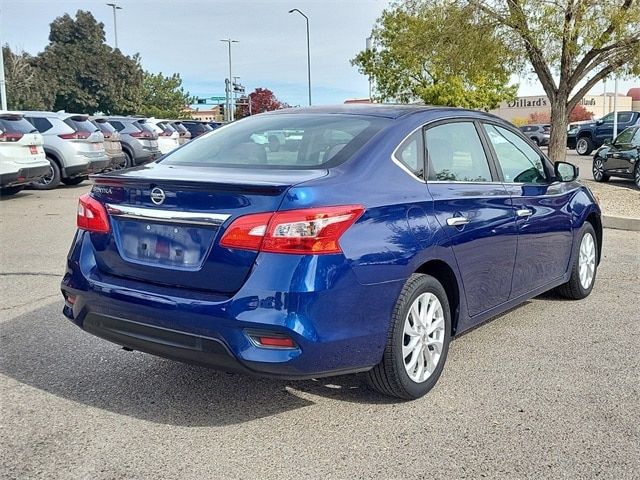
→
(447, 216, 470, 227)
(516, 208, 533, 218)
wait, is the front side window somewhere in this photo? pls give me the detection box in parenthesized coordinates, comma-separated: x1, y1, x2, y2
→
(162, 114, 388, 169)
(483, 124, 547, 184)
(632, 127, 640, 145)
(614, 127, 635, 145)
(424, 122, 492, 182)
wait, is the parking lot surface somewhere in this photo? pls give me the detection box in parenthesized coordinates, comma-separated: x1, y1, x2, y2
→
(1, 185, 639, 479)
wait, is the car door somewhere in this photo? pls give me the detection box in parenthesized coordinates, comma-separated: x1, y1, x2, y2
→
(481, 122, 574, 297)
(424, 120, 517, 317)
(605, 127, 639, 172)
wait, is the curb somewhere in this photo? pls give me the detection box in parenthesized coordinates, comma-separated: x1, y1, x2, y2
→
(602, 215, 640, 232)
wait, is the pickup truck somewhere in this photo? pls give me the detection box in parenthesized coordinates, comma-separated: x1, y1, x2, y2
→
(567, 111, 640, 155)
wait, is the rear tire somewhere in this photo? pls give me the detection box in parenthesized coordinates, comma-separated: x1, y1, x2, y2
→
(61, 176, 87, 186)
(634, 162, 640, 189)
(31, 157, 61, 190)
(367, 274, 451, 400)
(555, 222, 598, 300)
(123, 150, 134, 168)
(0, 185, 25, 197)
(576, 137, 594, 156)
(592, 158, 610, 182)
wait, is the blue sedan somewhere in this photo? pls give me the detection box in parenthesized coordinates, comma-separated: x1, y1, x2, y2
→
(61, 105, 602, 399)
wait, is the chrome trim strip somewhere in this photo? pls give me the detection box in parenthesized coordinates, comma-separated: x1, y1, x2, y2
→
(105, 204, 230, 227)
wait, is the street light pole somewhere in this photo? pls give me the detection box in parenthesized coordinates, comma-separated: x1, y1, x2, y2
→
(289, 9, 311, 106)
(106, 3, 122, 49)
(220, 39, 238, 122)
(0, 35, 7, 110)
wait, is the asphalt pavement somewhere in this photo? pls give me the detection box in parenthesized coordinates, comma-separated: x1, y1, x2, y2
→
(1, 184, 639, 479)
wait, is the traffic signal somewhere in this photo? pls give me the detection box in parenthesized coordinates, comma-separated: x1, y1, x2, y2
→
(218, 103, 225, 117)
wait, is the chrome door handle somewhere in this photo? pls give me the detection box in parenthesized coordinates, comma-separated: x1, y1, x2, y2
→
(516, 208, 533, 218)
(447, 216, 470, 226)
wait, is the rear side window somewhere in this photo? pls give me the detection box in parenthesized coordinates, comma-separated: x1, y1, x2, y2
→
(618, 113, 633, 123)
(0, 117, 38, 134)
(162, 114, 388, 169)
(424, 122, 492, 182)
(394, 131, 424, 179)
(483, 124, 547, 184)
(26, 117, 53, 133)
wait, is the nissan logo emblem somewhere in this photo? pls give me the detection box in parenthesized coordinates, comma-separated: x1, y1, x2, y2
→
(150, 187, 166, 205)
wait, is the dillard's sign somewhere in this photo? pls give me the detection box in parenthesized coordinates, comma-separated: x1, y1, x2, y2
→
(506, 96, 597, 108)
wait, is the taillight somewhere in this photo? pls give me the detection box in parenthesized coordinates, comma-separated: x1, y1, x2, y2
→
(77, 194, 110, 233)
(130, 130, 155, 139)
(0, 132, 23, 142)
(59, 131, 91, 140)
(219, 205, 365, 254)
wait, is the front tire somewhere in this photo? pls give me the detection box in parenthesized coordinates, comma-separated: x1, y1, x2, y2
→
(555, 223, 598, 300)
(576, 137, 594, 156)
(592, 158, 610, 182)
(367, 274, 451, 400)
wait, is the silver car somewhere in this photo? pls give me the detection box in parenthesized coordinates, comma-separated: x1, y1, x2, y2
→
(22, 111, 110, 189)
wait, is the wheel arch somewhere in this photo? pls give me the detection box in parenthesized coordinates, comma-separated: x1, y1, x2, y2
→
(414, 259, 462, 335)
(577, 131, 593, 139)
(585, 211, 603, 264)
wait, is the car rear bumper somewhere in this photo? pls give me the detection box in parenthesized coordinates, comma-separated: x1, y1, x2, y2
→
(0, 164, 51, 187)
(63, 162, 91, 179)
(106, 152, 126, 169)
(61, 231, 401, 378)
(86, 157, 111, 174)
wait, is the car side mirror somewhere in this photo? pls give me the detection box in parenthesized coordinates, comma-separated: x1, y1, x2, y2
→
(603, 138, 612, 146)
(596, 119, 604, 125)
(555, 161, 579, 182)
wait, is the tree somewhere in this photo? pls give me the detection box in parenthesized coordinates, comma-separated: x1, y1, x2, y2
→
(138, 71, 194, 118)
(569, 104, 594, 122)
(2, 46, 52, 110)
(236, 88, 288, 118)
(351, 1, 518, 110)
(472, 0, 640, 159)
(35, 10, 143, 114)
(528, 111, 551, 124)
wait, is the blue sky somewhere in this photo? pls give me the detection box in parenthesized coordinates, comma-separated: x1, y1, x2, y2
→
(1, 0, 637, 107)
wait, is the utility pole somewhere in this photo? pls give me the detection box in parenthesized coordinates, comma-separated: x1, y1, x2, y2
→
(220, 39, 238, 122)
(0, 39, 7, 110)
(366, 37, 373, 102)
(613, 77, 619, 138)
(106, 3, 122, 49)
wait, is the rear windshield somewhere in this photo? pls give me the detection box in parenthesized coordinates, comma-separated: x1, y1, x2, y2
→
(137, 122, 157, 135)
(161, 114, 389, 169)
(65, 118, 98, 133)
(157, 122, 176, 133)
(0, 116, 38, 134)
(93, 120, 117, 135)
(172, 123, 188, 133)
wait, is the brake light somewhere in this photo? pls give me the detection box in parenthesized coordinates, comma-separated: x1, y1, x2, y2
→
(59, 131, 91, 140)
(219, 205, 365, 254)
(0, 132, 23, 142)
(77, 194, 110, 233)
(130, 130, 155, 139)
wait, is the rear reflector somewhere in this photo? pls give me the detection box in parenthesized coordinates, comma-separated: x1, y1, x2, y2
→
(77, 194, 110, 233)
(249, 334, 296, 348)
(219, 205, 365, 254)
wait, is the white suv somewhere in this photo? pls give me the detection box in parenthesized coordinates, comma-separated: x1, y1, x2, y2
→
(0, 112, 50, 196)
(22, 112, 110, 190)
(145, 118, 180, 155)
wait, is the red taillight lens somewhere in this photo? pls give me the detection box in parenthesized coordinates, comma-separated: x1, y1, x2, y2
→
(0, 132, 23, 142)
(59, 131, 91, 140)
(130, 130, 154, 139)
(219, 205, 365, 254)
(256, 336, 296, 348)
(77, 194, 110, 233)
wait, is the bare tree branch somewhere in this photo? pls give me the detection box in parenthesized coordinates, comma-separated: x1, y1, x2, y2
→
(568, 56, 630, 110)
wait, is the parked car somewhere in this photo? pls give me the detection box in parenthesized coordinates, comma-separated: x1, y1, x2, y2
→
(103, 117, 161, 168)
(169, 121, 192, 145)
(90, 118, 127, 171)
(145, 119, 180, 155)
(22, 111, 110, 189)
(61, 105, 602, 400)
(592, 126, 640, 188)
(519, 124, 550, 146)
(180, 120, 214, 139)
(568, 111, 640, 155)
(0, 111, 50, 196)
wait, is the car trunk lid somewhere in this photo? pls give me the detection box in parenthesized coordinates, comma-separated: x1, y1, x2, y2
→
(89, 163, 327, 294)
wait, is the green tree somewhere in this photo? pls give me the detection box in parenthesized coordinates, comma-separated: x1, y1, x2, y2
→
(2, 46, 52, 110)
(138, 71, 194, 118)
(473, 0, 640, 159)
(352, 1, 518, 110)
(35, 10, 143, 114)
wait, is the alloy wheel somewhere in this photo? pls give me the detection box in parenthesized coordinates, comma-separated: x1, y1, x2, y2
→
(635, 163, 640, 188)
(402, 292, 445, 383)
(37, 163, 55, 186)
(578, 232, 596, 289)
(576, 139, 588, 155)
(593, 160, 604, 180)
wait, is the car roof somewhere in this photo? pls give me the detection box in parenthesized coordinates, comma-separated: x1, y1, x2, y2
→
(102, 116, 146, 123)
(18, 111, 64, 118)
(264, 104, 483, 120)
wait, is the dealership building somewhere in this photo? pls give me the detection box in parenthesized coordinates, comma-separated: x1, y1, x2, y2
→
(490, 88, 640, 122)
